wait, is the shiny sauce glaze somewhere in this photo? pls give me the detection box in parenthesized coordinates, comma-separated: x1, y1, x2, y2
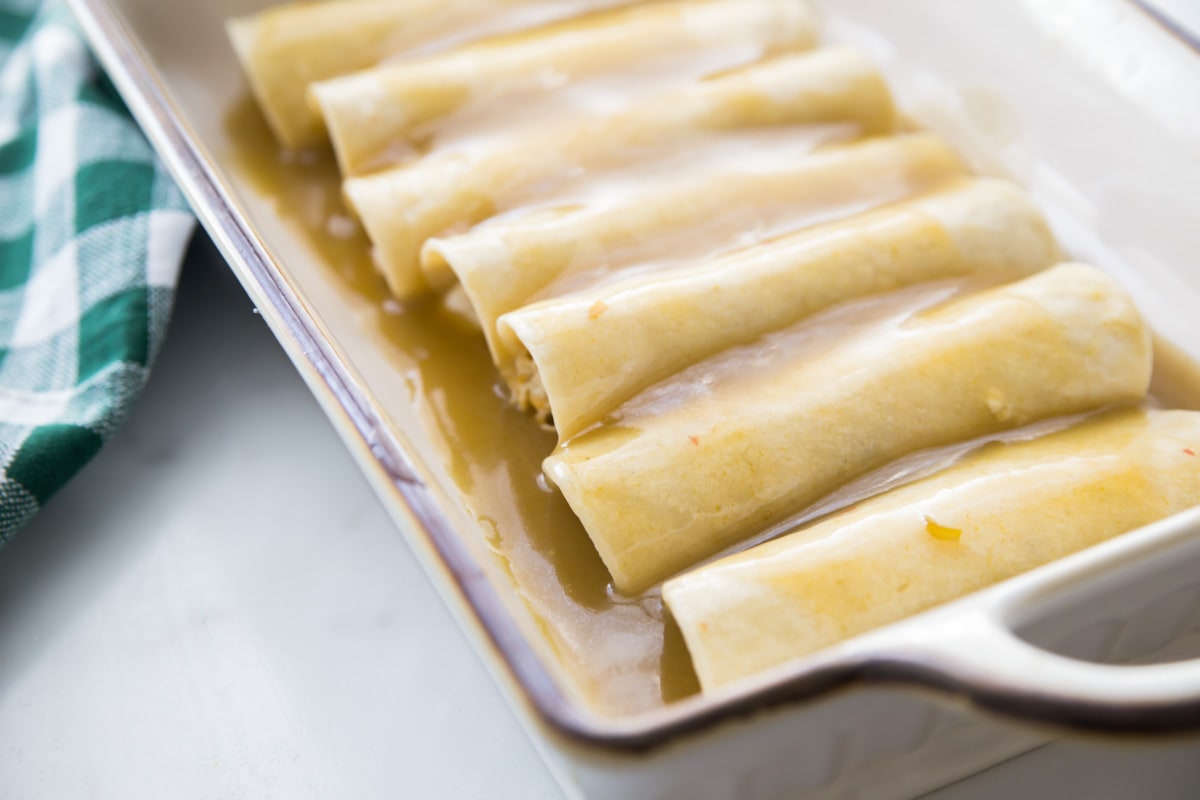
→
(226, 83, 1200, 715)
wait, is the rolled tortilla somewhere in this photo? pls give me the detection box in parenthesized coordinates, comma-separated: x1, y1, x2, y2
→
(227, 0, 642, 149)
(499, 178, 1060, 439)
(546, 264, 1154, 594)
(346, 48, 894, 298)
(663, 408, 1200, 691)
(310, 0, 819, 175)
(424, 132, 967, 371)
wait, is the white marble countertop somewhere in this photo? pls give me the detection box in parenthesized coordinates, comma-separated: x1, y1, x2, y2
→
(2, 236, 1200, 798)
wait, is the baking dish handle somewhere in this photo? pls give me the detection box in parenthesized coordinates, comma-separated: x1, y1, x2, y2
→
(866, 507, 1200, 733)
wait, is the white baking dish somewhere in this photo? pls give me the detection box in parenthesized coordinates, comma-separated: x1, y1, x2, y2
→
(68, 0, 1200, 796)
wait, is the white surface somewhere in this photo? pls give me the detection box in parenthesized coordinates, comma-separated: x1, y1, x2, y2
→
(0, 237, 560, 800)
(1, 237, 1200, 798)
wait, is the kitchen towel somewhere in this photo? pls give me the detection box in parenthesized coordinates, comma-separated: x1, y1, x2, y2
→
(0, 0, 193, 542)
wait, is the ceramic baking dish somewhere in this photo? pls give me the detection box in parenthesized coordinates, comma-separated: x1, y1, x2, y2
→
(68, 0, 1200, 796)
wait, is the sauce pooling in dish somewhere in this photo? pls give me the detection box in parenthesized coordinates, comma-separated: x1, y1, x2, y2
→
(225, 98, 701, 710)
(227, 0, 1200, 709)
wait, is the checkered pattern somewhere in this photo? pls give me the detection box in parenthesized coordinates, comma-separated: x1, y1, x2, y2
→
(0, 0, 193, 541)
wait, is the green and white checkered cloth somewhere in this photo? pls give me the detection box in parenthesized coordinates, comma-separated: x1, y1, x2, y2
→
(0, 0, 193, 542)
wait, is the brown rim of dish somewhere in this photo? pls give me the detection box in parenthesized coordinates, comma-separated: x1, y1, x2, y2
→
(68, 0, 1200, 755)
